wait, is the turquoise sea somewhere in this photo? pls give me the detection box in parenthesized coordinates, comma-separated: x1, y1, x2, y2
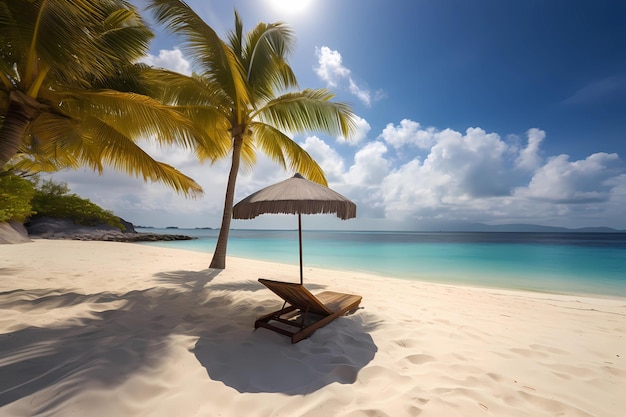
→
(137, 228, 626, 298)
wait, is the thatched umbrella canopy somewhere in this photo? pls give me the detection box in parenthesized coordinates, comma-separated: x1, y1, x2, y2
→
(233, 173, 356, 283)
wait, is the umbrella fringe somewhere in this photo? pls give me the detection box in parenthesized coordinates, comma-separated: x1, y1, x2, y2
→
(233, 200, 356, 220)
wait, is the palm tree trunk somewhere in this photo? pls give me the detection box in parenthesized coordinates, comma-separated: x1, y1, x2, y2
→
(0, 91, 42, 169)
(209, 134, 243, 269)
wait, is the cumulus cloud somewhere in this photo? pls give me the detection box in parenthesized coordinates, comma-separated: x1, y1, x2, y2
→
(314, 46, 382, 107)
(45, 115, 626, 229)
(345, 141, 389, 186)
(140, 48, 191, 75)
(314, 46, 350, 87)
(375, 126, 510, 219)
(380, 119, 436, 149)
(348, 79, 372, 107)
(515, 152, 623, 203)
(336, 121, 625, 228)
(515, 128, 545, 171)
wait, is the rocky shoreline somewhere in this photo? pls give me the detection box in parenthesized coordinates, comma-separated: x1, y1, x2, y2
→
(0, 218, 196, 244)
(29, 230, 196, 242)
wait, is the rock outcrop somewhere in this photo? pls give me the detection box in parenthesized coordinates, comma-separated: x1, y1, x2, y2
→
(0, 221, 31, 244)
(22, 217, 195, 242)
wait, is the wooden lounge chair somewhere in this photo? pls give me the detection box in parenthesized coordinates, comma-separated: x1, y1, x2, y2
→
(255, 278, 362, 343)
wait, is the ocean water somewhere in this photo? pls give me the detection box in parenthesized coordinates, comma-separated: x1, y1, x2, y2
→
(137, 228, 626, 298)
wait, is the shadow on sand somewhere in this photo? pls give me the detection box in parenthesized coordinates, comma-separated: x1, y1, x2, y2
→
(193, 310, 379, 395)
(0, 268, 379, 410)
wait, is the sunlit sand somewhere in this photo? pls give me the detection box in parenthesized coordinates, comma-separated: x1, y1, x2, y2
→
(1, 240, 624, 416)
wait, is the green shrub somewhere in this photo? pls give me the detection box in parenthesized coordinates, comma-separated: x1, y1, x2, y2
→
(0, 173, 36, 222)
(30, 179, 124, 230)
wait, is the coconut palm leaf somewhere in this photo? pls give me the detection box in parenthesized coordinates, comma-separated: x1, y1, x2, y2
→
(1, 0, 209, 197)
(60, 89, 196, 148)
(252, 122, 326, 185)
(259, 89, 356, 137)
(147, 0, 249, 107)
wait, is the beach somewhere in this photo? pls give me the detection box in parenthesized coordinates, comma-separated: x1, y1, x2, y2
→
(1, 240, 625, 416)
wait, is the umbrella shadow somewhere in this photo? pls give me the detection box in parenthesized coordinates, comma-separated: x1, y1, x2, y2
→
(192, 309, 380, 395)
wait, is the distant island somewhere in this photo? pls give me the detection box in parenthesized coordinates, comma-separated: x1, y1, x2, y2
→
(420, 223, 626, 233)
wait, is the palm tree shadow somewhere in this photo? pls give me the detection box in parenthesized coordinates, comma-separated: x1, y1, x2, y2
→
(207, 280, 326, 292)
(0, 268, 224, 411)
(153, 268, 222, 291)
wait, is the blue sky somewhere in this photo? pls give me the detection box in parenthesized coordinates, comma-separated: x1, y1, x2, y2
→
(51, 0, 626, 230)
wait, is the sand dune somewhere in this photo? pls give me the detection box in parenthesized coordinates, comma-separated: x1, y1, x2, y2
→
(1, 240, 625, 416)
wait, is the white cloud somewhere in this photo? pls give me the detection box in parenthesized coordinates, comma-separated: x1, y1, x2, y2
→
(345, 141, 389, 186)
(380, 119, 436, 149)
(314, 46, 350, 87)
(45, 117, 626, 230)
(348, 79, 372, 107)
(515, 152, 622, 203)
(376, 127, 509, 219)
(338, 121, 625, 228)
(515, 128, 545, 171)
(314, 46, 381, 107)
(140, 48, 191, 75)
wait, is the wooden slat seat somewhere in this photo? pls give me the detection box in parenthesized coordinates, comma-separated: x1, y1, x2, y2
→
(255, 278, 362, 343)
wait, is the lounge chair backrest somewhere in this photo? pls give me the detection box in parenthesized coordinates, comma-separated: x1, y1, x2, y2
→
(258, 279, 334, 316)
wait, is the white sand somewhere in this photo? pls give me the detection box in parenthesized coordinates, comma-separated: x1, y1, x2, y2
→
(1, 239, 625, 417)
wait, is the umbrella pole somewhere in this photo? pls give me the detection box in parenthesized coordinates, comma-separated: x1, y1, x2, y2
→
(298, 213, 303, 285)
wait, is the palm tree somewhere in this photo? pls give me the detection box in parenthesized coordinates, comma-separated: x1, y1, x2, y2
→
(0, 0, 211, 195)
(147, 0, 357, 269)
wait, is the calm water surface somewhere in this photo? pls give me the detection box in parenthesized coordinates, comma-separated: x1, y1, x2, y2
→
(137, 229, 626, 298)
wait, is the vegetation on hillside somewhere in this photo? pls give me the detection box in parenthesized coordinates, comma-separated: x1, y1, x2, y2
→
(0, 172, 123, 229)
(0, 172, 36, 222)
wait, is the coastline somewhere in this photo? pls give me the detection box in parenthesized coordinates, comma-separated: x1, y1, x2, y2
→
(1, 239, 625, 416)
(137, 229, 626, 299)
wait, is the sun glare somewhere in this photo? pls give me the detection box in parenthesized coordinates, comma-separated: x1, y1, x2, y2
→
(266, 0, 312, 15)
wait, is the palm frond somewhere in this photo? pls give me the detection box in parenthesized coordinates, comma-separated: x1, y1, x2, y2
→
(258, 89, 357, 139)
(146, 0, 249, 106)
(244, 21, 298, 102)
(9, 152, 80, 173)
(252, 123, 327, 185)
(143, 68, 232, 110)
(239, 137, 257, 169)
(136, 68, 234, 161)
(227, 10, 245, 59)
(83, 117, 204, 196)
(25, 111, 99, 171)
(96, 9, 154, 64)
(58, 89, 198, 149)
(30, 0, 151, 87)
(177, 106, 232, 161)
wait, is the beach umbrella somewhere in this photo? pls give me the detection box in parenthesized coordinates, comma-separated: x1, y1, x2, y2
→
(233, 173, 356, 284)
